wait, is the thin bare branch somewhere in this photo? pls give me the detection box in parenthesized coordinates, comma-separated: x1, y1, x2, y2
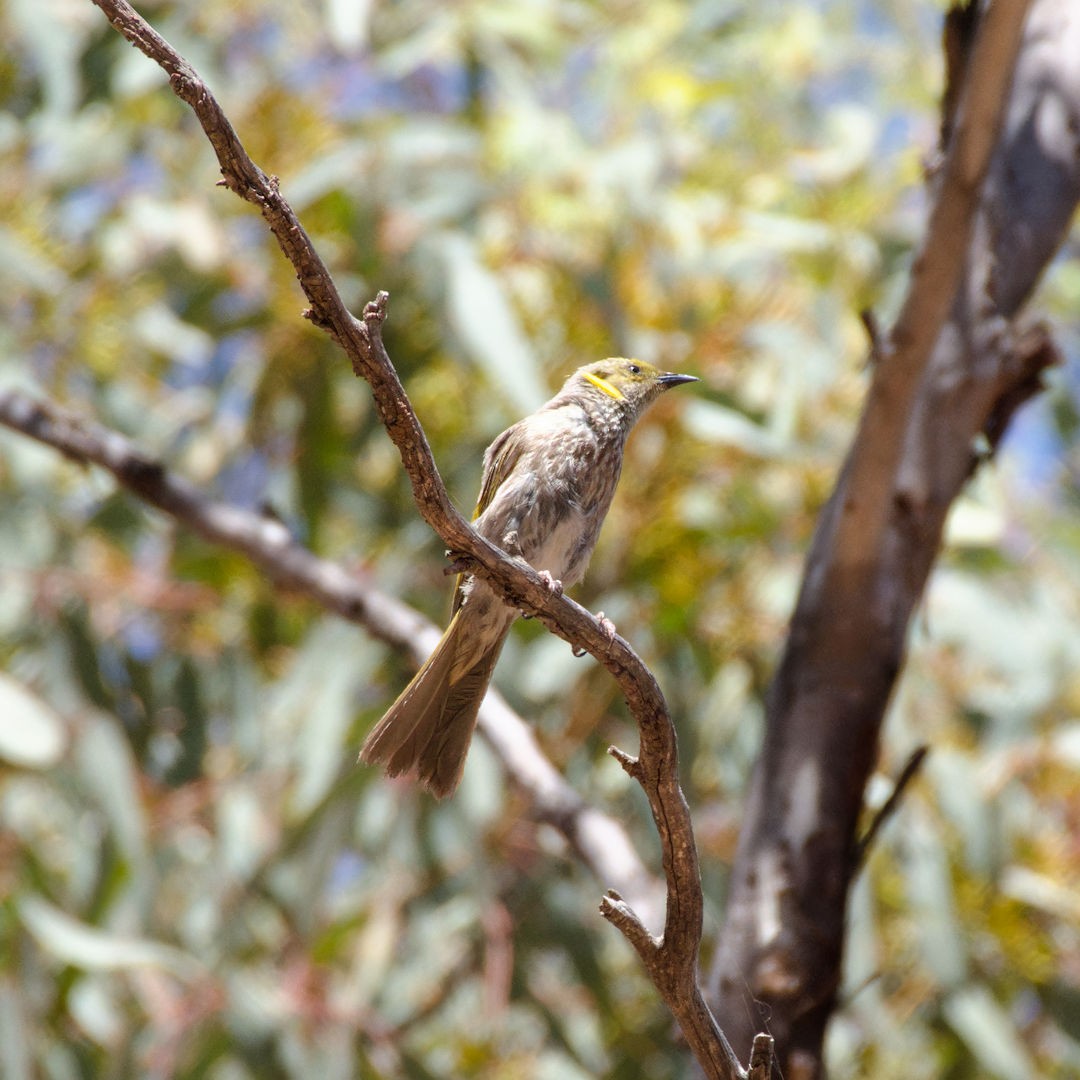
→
(69, 2, 746, 1069)
(856, 745, 929, 866)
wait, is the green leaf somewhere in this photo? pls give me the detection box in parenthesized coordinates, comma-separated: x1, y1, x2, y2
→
(943, 985, 1037, 1080)
(19, 896, 203, 980)
(0, 675, 66, 768)
(438, 233, 547, 413)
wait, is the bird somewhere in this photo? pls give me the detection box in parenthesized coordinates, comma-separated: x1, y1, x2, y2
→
(360, 358, 698, 797)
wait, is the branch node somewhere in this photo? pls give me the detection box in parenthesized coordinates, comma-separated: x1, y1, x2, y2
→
(608, 745, 641, 779)
(859, 308, 883, 366)
(304, 307, 334, 333)
(747, 1033, 775, 1080)
(600, 889, 655, 951)
(591, 611, 618, 652)
(363, 291, 390, 325)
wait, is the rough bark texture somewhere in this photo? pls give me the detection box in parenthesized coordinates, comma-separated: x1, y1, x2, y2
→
(707, 1, 1080, 1074)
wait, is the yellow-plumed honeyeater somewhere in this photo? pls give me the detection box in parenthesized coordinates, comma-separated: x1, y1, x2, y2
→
(360, 358, 698, 797)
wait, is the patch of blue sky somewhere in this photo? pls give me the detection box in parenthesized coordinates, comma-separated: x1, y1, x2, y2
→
(57, 153, 166, 242)
(57, 182, 115, 241)
(163, 327, 256, 394)
(216, 447, 274, 511)
(285, 47, 474, 120)
(215, 340, 260, 419)
(96, 636, 131, 696)
(28, 340, 63, 382)
(1000, 395, 1067, 500)
(210, 331, 256, 387)
(123, 611, 164, 664)
(223, 14, 285, 74)
(210, 283, 268, 324)
(326, 849, 367, 897)
(552, 44, 608, 139)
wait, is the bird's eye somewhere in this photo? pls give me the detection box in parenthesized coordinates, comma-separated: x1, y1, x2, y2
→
(629, 364, 640, 375)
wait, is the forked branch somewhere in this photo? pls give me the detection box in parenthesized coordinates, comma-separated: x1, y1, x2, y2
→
(76, 1, 758, 1073)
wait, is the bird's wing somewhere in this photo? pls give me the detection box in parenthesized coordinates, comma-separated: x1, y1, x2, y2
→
(473, 422, 527, 519)
(451, 422, 527, 614)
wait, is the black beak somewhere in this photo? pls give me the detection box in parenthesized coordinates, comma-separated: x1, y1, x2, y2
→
(657, 372, 699, 390)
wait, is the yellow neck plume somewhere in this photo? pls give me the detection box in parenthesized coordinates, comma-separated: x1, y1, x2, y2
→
(583, 371, 625, 400)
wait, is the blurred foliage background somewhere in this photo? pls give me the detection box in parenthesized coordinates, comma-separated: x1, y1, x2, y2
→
(2, 0, 1079, 1076)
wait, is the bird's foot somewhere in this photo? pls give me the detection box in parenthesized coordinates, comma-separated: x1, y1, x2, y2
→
(572, 612, 616, 658)
(537, 570, 564, 597)
(522, 569, 563, 620)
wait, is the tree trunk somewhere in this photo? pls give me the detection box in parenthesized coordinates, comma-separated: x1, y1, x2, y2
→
(707, 1, 1080, 1073)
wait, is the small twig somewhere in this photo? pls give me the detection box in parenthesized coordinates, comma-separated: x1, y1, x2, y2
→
(979, 323, 1058, 457)
(608, 745, 641, 780)
(859, 308, 883, 366)
(747, 1033, 775, 1080)
(856, 745, 929, 865)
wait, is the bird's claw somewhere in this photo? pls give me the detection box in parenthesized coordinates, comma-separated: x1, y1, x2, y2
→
(572, 612, 617, 658)
(523, 570, 563, 619)
(537, 570, 564, 596)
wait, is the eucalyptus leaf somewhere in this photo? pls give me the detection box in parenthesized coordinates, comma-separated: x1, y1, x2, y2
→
(681, 398, 787, 456)
(0, 979, 31, 1080)
(943, 985, 1037, 1080)
(19, 896, 203, 980)
(903, 810, 967, 988)
(438, 233, 547, 412)
(0, 675, 66, 769)
(74, 715, 148, 866)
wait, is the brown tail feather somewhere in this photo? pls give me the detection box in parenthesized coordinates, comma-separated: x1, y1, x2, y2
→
(361, 614, 510, 798)
(414, 645, 503, 797)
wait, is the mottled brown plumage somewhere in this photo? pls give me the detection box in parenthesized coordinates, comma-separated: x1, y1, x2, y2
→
(360, 359, 697, 797)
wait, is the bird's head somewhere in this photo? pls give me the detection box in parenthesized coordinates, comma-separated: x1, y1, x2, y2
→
(571, 358, 698, 416)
